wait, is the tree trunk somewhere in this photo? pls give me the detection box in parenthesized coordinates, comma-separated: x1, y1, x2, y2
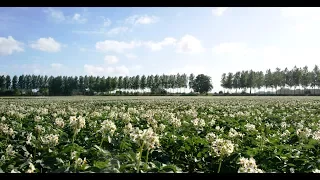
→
(250, 87, 251, 94)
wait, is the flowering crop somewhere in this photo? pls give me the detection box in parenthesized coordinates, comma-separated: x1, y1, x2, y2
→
(0, 96, 320, 173)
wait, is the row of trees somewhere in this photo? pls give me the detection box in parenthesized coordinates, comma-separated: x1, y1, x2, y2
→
(0, 73, 211, 96)
(221, 65, 320, 94)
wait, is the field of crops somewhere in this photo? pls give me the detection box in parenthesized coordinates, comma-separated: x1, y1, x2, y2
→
(1, 96, 320, 173)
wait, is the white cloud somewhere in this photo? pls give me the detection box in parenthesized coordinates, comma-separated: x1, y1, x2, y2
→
(130, 65, 142, 71)
(280, 7, 320, 19)
(280, 7, 320, 33)
(144, 37, 177, 51)
(176, 35, 205, 53)
(212, 7, 228, 16)
(104, 55, 119, 64)
(72, 13, 87, 24)
(50, 63, 63, 69)
(95, 35, 204, 54)
(125, 53, 137, 59)
(212, 42, 255, 56)
(72, 26, 129, 36)
(103, 18, 112, 27)
(84, 64, 105, 75)
(84, 64, 130, 76)
(169, 65, 209, 76)
(96, 40, 141, 53)
(107, 27, 129, 36)
(44, 8, 66, 23)
(0, 36, 24, 56)
(44, 8, 87, 24)
(30, 37, 61, 53)
(125, 15, 159, 25)
(115, 65, 130, 76)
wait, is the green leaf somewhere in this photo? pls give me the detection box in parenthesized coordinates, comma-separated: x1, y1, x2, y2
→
(93, 161, 109, 169)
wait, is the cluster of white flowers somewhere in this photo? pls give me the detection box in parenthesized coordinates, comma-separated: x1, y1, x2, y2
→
(206, 132, 216, 143)
(69, 116, 86, 134)
(169, 116, 181, 128)
(265, 122, 273, 128)
(244, 123, 256, 131)
(90, 111, 102, 118)
(191, 118, 206, 130)
(108, 111, 117, 119)
(41, 134, 59, 146)
(6, 144, 16, 157)
(55, 118, 65, 128)
(280, 121, 288, 129)
(157, 123, 166, 132)
(229, 128, 244, 138)
(35, 125, 45, 134)
(26, 162, 36, 173)
(1, 116, 6, 121)
(312, 130, 320, 140)
(99, 120, 117, 136)
(130, 127, 160, 150)
(146, 117, 158, 129)
(128, 107, 139, 115)
(185, 109, 198, 118)
(296, 127, 312, 138)
(313, 169, 320, 173)
(238, 157, 264, 173)
(26, 132, 34, 145)
(0, 123, 15, 138)
(121, 112, 131, 123)
(209, 137, 234, 157)
(281, 130, 291, 137)
(75, 157, 87, 167)
(208, 119, 216, 126)
(36, 108, 48, 115)
(123, 123, 133, 135)
(215, 126, 225, 132)
(34, 116, 43, 122)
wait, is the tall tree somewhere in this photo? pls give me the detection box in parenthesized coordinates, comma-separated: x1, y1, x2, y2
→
(12, 75, 18, 90)
(192, 74, 213, 94)
(18, 75, 25, 90)
(221, 73, 227, 93)
(226, 72, 233, 93)
(140, 75, 147, 93)
(232, 71, 241, 93)
(5, 75, 11, 90)
(301, 65, 311, 94)
(189, 73, 195, 92)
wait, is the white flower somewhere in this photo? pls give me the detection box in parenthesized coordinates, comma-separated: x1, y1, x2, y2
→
(130, 127, 160, 150)
(55, 118, 65, 128)
(210, 138, 234, 157)
(26, 162, 36, 173)
(26, 132, 33, 145)
(41, 134, 59, 146)
(99, 120, 117, 136)
(34, 116, 42, 122)
(206, 132, 216, 143)
(6, 144, 16, 157)
(35, 125, 45, 134)
(313, 169, 320, 173)
(238, 157, 264, 173)
(244, 123, 256, 132)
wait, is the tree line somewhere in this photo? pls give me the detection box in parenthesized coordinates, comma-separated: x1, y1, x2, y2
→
(0, 73, 213, 96)
(221, 65, 320, 95)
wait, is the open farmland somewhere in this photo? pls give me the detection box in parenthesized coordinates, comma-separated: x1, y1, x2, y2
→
(1, 96, 320, 173)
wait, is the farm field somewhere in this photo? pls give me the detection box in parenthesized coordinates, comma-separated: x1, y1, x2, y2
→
(1, 96, 320, 173)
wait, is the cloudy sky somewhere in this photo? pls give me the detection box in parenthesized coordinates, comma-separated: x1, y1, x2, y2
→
(1, 7, 320, 92)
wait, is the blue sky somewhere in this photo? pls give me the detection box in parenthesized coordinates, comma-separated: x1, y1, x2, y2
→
(1, 7, 320, 92)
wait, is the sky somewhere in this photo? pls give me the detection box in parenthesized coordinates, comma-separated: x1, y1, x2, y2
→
(1, 7, 320, 92)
